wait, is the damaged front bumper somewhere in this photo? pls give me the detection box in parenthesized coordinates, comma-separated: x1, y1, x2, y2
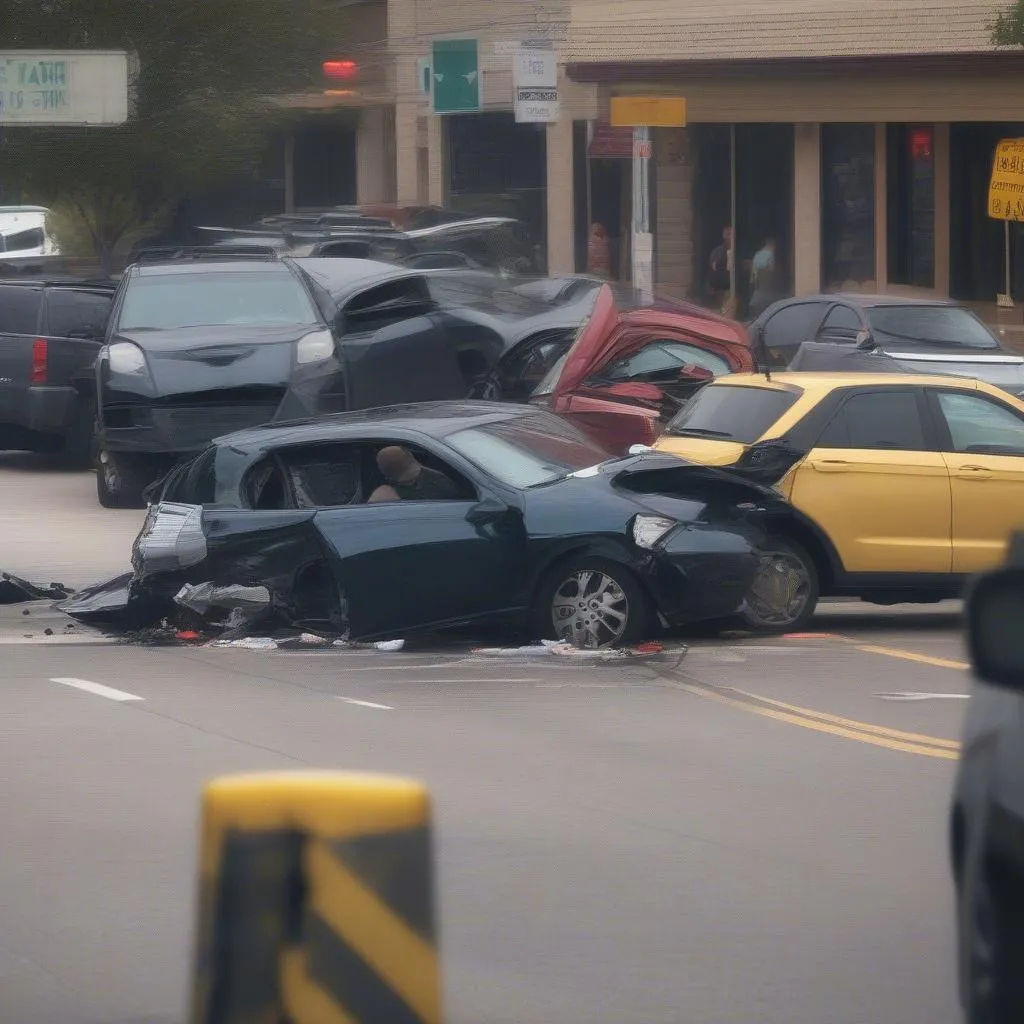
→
(641, 520, 764, 625)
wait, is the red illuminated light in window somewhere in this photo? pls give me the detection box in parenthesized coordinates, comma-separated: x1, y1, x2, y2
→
(323, 60, 357, 81)
(910, 128, 933, 160)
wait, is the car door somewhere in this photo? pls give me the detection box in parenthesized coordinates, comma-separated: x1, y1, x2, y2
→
(788, 387, 952, 573)
(304, 441, 529, 637)
(929, 388, 1024, 574)
(759, 300, 830, 365)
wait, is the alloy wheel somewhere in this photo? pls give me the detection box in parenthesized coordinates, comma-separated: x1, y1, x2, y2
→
(550, 569, 629, 648)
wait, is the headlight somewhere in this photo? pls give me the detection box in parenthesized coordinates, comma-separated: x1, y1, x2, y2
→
(633, 514, 676, 550)
(296, 329, 335, 365)
(108, 341, 147, 375)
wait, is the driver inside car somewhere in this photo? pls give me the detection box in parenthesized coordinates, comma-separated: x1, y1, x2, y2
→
(367, 445, 462, 502)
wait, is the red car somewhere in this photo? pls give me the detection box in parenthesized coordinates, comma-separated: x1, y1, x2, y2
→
(528, 285, 754, 453)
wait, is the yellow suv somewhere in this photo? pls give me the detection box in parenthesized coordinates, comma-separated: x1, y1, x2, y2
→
(653, 372, 1024, 629)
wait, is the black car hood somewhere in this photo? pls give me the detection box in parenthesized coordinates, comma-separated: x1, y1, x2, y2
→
(597, 451, 784, 501)
(789, 340, 1024, 393)
(112, 324, 314, 397)
(875, 345, 1024, 392)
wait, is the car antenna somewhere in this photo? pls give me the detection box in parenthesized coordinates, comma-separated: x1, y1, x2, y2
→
(755, 324, 772, 381)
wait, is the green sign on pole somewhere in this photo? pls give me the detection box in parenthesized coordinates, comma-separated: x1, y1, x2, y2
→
(431, 39, 480, 114)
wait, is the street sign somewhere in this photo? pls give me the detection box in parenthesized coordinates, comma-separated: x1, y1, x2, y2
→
(609, 95, 687, 128)
(0, 51, 128, 125)
(431, 39, 481, 114)
(988, 138, 1024, 221)
(589, 123, 633, 159)
(514, 47, 558, 124)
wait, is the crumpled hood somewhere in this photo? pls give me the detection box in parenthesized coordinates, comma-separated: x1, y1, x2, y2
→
(110, 324, 317, 397)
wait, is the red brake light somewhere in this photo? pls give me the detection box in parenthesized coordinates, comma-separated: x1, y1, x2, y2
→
(30, 339, 47, 384)
(323, 60, 357, 81)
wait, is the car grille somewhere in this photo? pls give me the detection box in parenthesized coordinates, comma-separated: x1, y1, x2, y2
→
(150, 404, 281, 441)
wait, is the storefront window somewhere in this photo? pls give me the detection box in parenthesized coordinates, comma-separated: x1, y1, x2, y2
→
(821, 125, 875, 291)
(887, 125, 935, 288)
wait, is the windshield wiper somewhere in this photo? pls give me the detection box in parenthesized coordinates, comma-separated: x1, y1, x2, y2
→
(668, 427, 735, 439)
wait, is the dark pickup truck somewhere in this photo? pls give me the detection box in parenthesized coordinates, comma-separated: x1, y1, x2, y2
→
(0, 277, 115, 464)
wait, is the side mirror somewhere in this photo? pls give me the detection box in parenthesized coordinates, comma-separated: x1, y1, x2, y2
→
(855, 329, 877, 351)
(968, 567, 1024, 691)
(466, 496, 507, 525)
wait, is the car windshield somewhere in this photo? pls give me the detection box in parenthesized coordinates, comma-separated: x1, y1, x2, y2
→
(445, 417, 612, 488)
(665, 384, 802, 443)
(119, 271, 319, 330)
(867, 305, 1000, 349)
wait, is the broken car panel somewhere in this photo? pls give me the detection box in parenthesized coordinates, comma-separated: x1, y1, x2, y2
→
(66, 402, 817, 646)
(526, 285, 754, 453)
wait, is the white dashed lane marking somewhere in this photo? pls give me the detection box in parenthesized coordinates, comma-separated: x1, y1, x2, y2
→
(49, 677, 144, 702)
(336, 697, 394, 710)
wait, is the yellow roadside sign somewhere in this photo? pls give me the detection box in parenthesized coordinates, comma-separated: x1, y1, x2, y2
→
(988, 138, 1024, 222)
(609, 96, 687, 128)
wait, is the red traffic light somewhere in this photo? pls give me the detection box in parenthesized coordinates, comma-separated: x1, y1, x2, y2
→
(323, 60, 357, 81)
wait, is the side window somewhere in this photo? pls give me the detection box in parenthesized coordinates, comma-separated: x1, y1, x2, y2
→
(936, 392, 1024, 455)
(276, 444, 363, 508)
(817, 304, 863, 342)
(44, 289, 113, 338)
(503, 332, 572, 398)
(817, 391, 926, 450)
(762, 302, 828, 349)
(242, 457, 293, 510)
(365, 442, 476, 503)
(343, 278, 433, 333)
(602, 341, 730, 381)
(0, 285, 42, 335)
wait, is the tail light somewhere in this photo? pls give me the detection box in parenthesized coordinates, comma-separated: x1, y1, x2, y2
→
(132, 503, 208, 575)
(30, 339, 47, 384)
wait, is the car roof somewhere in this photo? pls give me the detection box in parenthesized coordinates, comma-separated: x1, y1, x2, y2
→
(135, 259, 295, 277)
(214, 400, 545, 450)
(711, 371, 992, 395)
(793, 294, 956, 308)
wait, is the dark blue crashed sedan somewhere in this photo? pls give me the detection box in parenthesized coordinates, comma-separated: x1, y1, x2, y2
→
(65, 402, 812, 646)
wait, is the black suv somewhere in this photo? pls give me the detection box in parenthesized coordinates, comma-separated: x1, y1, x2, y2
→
(0, 277, 114, 464)
(94, 248, 337, 508)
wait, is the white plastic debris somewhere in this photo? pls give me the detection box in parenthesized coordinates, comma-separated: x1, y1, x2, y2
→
(209, 637, 279, 650)
(331, 638, 406, 652)
(469, 640, 672, 661)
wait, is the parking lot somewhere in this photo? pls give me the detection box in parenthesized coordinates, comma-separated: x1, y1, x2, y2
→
(0, 452, 967, 1024)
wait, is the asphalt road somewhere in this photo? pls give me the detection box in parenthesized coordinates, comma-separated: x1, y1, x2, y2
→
(1, 456, 969, 1024)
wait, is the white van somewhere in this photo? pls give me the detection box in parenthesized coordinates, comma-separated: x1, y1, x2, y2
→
(0, 206, 58, 258)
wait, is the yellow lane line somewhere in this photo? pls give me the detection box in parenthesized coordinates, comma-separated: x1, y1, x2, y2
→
(670, 681, 959, 760)
(854, 644, 970, 672)
(726, 687, 962, 750)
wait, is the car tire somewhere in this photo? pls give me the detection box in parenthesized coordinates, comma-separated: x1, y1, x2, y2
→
(962, 861, 1024, 1024)
(735, 536, 818, 634)
(95, 445, 150, 509)
(532, 556, 650, 648)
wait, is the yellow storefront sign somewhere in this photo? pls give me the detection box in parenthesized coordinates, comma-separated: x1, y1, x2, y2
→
(609, 96, 687, 128)
(988, 138, 1024, 222)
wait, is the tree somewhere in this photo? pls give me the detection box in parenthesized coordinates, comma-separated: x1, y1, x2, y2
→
(992, 1, 1024, 44)
(1, 0, 334, 266)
